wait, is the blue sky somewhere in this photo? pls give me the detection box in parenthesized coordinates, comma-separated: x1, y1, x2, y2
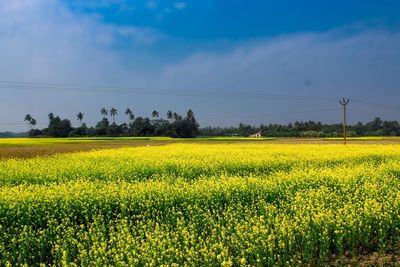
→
(0, 0, 400, 131)
(68, 1, 400, 39)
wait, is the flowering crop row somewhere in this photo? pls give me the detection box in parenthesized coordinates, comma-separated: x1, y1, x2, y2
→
(0, 144, 400, 266)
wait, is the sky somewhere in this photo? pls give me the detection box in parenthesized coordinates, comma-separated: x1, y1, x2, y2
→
(1, 0, 400, 131)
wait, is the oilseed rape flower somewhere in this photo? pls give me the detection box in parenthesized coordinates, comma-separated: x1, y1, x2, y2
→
(0, 144, 399, 265)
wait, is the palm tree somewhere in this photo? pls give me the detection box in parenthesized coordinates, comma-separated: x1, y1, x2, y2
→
(173, 112, 181, 121)
(24, 114, 32, 130)
(110, 107, 117, 124)
(30, 118, 37, 129)
(186, 109, 195, 122)
(125, 108, 133, 125)
(100, 108, 108, 118)
(167, 110, 173, 121)
(76, 112, 84, 137)
(125, 108, 132, 116)
(76, 112, 84, 127)
(152, 110, 159, 119)
(24, 114, 32, 123)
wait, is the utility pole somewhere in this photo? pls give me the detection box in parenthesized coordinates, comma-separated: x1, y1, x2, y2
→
(339, 98, 350, 144)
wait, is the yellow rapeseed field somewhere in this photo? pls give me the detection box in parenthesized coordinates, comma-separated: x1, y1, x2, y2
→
(1, 143, 400, 265)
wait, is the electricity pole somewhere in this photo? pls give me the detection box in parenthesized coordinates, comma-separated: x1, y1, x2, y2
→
(339, 98, 350, 144)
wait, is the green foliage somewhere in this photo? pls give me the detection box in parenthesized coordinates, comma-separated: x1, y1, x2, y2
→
(167, 110, 199, 138)
(130, 117, 154, 136)
(27, 109, 200, 138)
(45, 114, 72, 137)
(202, 117, 400, 137)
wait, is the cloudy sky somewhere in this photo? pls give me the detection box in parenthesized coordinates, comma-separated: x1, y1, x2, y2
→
(1, 0, 400, 131)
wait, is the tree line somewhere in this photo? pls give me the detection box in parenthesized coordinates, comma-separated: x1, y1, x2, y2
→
(24, 108, 199, 138)
(21, 113, 400, 138)
(200, 117, 400, 137)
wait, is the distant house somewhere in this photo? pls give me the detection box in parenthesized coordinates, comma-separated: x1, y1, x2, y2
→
(249, 132, 262, 138)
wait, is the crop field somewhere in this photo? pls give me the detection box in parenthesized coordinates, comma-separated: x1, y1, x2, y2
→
(0, 137, 276, 159)
(0, 137, 276, 147)
(1, 143, 400, 265)
(1, 136, 399, 160)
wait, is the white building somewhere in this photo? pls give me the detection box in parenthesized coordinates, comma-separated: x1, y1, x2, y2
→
(249, 132, 262, 138)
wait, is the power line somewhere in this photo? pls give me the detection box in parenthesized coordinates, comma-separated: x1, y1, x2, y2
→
(0, 108, 338, 126)
(3, 81, 399, 111)
(0, 81, 338, 102)
(350, 102, 400, 113)
(199, 108, 338, 120)
(2, 81, 399, 114)
(350, 98, 400, 112)
(1, 80, 399, 130)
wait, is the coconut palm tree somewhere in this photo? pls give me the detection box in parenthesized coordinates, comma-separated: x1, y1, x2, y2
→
(76, 112, 84, 137)
(110, 107, 117, 124)
(24, 114, 32, 123)
(173, 112, 181, 121)
(30, 118, 37, 129)
(125, 108, 132, 116)
(100, 108, 108, 118)
(167, 110, 173, 121)
(76, 112, 84, 127)
(24, 114, 32, 130)
(125, 108, 133, 125)
(186, 109, 195, 122)
(152, 110, 159, 119)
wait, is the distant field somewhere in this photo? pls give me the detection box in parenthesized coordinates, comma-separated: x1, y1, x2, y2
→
(0, 136, 276, 146)
(322, 136, 386, 141)
(0, 136, 398, 147)
(1, 144, 400, 265)
(0, 137, 277, 158)
(1, 136, 399, 159)
(0, 137, 164, 146)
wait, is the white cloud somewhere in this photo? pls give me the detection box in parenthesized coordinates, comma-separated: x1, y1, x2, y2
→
(0, 0, 399, 130)
(155, 29, 400, 125)
(114, 26, 165, 44)
(174, 2, 186, 10)
(0, 0, 163, 82)
(160, 29, 400, 95)
(0, 0, 164, 131)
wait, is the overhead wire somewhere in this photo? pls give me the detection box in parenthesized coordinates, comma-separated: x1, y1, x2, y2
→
(199, 108, 338, 120)
(350, 98, 400, 112)
(2, 108, 339, 126)
(0, 81, 339, 101)
(0, 82, 398, 109)
(0, 80, 398, 128)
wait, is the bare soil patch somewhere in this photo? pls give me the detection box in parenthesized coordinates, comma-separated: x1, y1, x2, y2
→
(0, 141, 167, 159)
